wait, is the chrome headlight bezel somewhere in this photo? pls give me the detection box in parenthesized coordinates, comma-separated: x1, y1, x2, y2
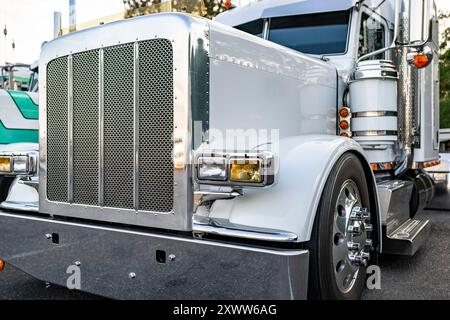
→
(0, 152, 38, 176)
(194, 151, 275, 187)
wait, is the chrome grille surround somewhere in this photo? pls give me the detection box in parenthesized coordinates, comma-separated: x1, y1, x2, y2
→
(39, 14, 210, 231)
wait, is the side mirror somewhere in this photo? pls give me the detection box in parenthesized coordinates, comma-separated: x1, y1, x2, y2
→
(409, 0, 433, 44)
(407, 45, 434, 68)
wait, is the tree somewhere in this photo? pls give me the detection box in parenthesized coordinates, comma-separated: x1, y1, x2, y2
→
(439, 12, 450, 128)
(123, 0, 232, 19)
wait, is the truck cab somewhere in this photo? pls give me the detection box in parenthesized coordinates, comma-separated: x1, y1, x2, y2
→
(0, 0, 441, 300)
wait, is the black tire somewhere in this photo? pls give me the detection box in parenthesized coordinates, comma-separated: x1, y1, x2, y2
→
(305, 152, 371, 300)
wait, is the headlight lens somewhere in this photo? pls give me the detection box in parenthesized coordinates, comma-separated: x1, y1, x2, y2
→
(0, 156, 12, 173)
(197, 157, 227, 181)
(0, 153, 37, 175)
(12, 156, 29, 173)
(195, 152, 274, 187)
(230, 159, 262, 183)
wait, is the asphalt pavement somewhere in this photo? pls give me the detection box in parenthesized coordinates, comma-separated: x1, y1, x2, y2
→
(0, 196, 449, 300)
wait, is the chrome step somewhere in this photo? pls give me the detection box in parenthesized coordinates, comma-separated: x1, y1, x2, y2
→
(382, 218, 431, 256)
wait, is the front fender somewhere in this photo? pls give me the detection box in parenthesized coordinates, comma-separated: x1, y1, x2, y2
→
(209, 135, 380, 243)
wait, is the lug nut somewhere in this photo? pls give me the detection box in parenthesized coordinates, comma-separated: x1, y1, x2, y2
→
(347, 241, 360, 251)
(364, 223, 373, 232)
(350, 207, 370, 221)
(347, 225, 361, 234)
(365, 239, 373, 248)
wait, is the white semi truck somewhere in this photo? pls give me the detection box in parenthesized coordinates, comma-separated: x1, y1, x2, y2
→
(0, 0, 441, 299)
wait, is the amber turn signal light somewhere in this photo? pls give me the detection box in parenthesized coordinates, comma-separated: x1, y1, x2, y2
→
(413, 54, 429, 68)
(0, 259, 4, 272)
(339, 108, 349, 118)
(339, 120, 349, 130)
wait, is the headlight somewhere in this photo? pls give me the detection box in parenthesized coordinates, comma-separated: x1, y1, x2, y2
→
(194, 151, 274, 187)
(197, 157, 227, 181)
(0, 156, 12, 173)
(230, 159, 263, 183)
(0, 153, 37, 175)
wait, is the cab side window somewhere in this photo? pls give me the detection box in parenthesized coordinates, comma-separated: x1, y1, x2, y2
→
(359, 12, 386, 59)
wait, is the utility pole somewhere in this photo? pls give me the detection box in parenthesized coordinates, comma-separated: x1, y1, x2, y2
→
(54, 11, 62, 38)
(69, 0, 77, 33)
(3, 25, 7, 64)
(11, 39, 15, 62)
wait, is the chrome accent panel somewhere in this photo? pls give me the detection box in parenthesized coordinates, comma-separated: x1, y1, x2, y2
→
(353, 60, 399, 80)
(377, 180, 413, 230)
(383, 219, 430, 256)
(98, 49, 104, 206)
(352, 111, 398, 118)
(352, 130, 398, 137)
(133, 42, 139, 210)
(0, 211, 308, 299)
(67, 55, 74, 203)
(193, 223, 298, 242)
(192, 215, 298, 242)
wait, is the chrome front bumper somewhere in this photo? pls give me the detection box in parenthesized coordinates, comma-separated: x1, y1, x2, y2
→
(0, 211, 309, 299)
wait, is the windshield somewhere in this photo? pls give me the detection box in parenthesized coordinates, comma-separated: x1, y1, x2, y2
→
(235, 11, 350, 55)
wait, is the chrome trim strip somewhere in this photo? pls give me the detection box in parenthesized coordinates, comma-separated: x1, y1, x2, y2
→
(133, 42, 139, 211)
(98, 49, 105, 206)
(67, 54, 74, 203)
(353, 130, 398, 137)
(262, 18, 270, 40)
(352, 111, 398, 118)
(193, 223, 298, 242)
(0, 210, 302, 254)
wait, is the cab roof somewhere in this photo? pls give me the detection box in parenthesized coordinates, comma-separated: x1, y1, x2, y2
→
(215, 0, 358, 26)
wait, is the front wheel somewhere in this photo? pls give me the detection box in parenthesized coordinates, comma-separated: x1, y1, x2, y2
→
(305, 153, 374, 300)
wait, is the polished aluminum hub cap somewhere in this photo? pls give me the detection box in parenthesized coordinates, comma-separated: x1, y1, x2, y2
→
(332, 179, 372, 294)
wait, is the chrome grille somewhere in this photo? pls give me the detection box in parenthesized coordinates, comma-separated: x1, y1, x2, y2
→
(46, 39, 174, 213)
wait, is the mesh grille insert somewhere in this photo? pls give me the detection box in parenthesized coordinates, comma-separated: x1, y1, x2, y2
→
(138, 39, 174, 213)
(47, 57, 69, 202)
(72, 50, 100, 205)
(103, 44, 134, 209)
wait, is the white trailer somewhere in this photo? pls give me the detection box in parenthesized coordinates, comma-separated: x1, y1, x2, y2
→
(0, 0, 441, 299)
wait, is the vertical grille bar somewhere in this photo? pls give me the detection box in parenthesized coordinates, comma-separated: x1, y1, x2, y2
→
(103, 43, 134, 209)
(98, 49, 105, 206)
(72, 50, 100, 205)
(67, 55, 74, 203)
(133, 42, 139, 210)
(46, 56, 69, 202)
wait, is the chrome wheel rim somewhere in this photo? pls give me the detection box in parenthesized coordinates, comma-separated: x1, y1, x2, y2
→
(332, 179, 371, 294)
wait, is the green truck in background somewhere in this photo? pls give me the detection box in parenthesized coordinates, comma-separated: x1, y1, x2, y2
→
(0, 84, 39, 212)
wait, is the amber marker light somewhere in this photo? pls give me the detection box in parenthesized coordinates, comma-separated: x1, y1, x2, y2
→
(413, 54, 429, 69)
(339, 120, 349, 130)
(0, 259, 4, 272)
(339, 108, 349, 118)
